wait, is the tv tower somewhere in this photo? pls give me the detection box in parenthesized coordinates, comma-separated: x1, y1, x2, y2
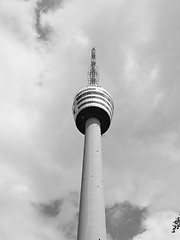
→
(72, 48, 114, 240)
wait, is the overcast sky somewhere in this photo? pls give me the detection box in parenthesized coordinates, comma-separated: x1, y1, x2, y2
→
(0, 0, 180, 239)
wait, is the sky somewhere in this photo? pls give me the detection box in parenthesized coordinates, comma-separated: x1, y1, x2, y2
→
(0, 0, 180, 239)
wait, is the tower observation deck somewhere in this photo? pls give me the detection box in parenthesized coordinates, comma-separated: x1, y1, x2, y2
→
(72, 48, 114, 240)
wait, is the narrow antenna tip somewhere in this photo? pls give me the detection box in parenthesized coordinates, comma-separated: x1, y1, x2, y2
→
(91, 48, 96, 64)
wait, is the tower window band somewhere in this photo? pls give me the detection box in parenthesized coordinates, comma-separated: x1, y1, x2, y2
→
(77, 95, 113, 111)
(76, 91, 113, 107)
(78, 100, 112, 115)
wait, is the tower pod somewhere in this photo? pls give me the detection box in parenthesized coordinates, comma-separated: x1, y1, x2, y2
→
(73, 86, 114, 134)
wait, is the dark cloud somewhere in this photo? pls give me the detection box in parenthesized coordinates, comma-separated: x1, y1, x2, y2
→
(35, 0, 64, 40)
(34, 199, 63, 217)
(38, 0, 64, 12)
(106, 202, 147, 240)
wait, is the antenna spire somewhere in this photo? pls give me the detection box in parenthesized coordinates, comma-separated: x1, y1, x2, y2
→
(88, 48, 99, 86)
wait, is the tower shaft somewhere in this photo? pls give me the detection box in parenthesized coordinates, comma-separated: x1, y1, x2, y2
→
(77, 117, 106, 240)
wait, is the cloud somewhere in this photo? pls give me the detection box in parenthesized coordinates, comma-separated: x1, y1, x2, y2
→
(0, 0, 38, 44)
(34, 192, 79, 240)
(133, 211, 180, 240)
(0, 0, 69, 239)
(36, 0, 64, 40)
(34, 199, 63, 217)
(106, 202, 146, 240)
(1, 0, 180, 239)
(0, 173, 66, 240)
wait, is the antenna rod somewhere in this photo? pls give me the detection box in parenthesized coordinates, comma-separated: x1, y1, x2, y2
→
(88, 48, 99, 86)
(91, 47, 96, 65)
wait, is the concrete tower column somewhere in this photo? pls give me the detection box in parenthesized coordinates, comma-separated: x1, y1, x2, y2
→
(77, 117, 106, 240)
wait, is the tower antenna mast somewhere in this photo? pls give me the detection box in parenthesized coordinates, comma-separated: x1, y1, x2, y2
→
(88, 47, 99, 86)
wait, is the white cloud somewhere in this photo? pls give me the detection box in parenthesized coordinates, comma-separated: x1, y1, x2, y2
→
(133, 212, 180, 240)
(0, 0, 38, 44)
